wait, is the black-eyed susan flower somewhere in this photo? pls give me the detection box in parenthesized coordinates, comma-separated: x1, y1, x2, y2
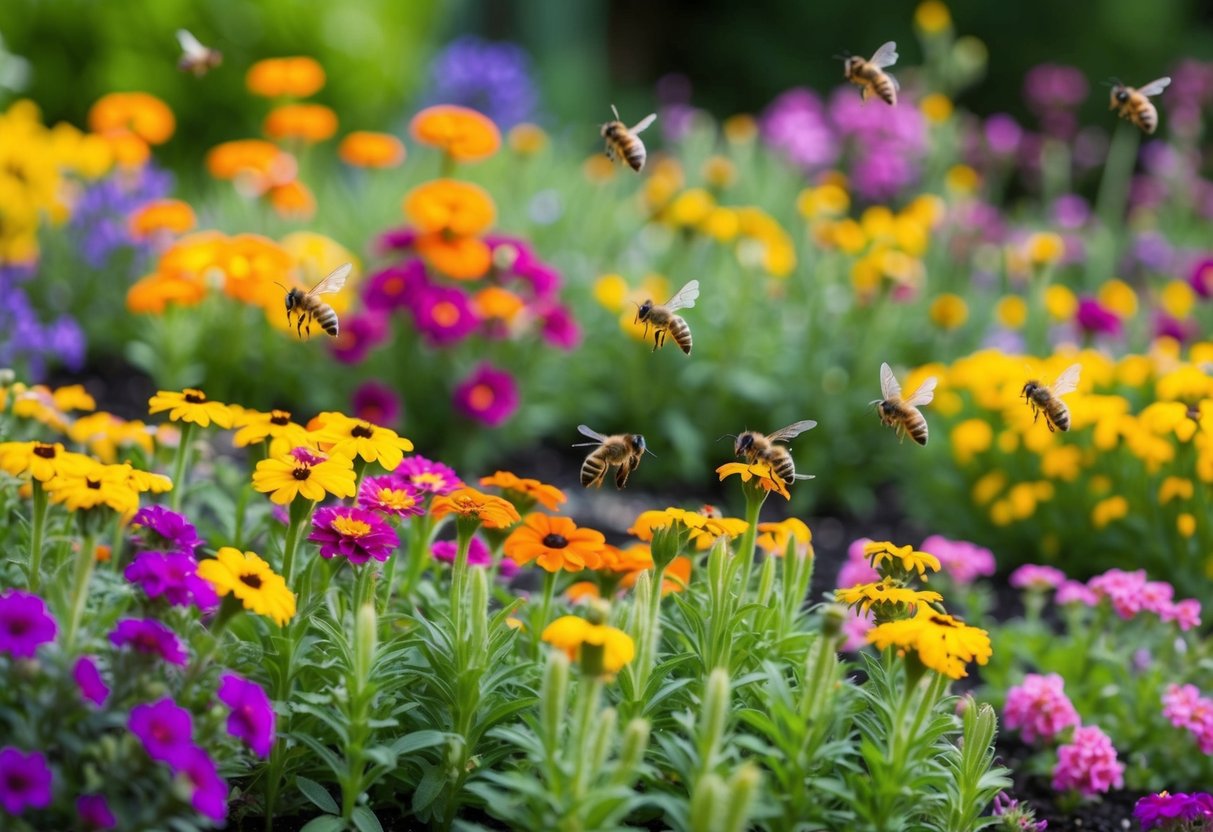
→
(480, 471, 566, 512)
(311, 412, 414, 470)
(716, 461, 791, 499)
(629, 507, 748, 548)
(542, 614, 635, 676)
(232, 408, 309, 450)
(430, 486, 521, 529)
(504, 513, 606, 572)
(148, 389, 235, 429)
(835, 581, 943, 619)
(252, 446, 356, 505)
(196, 547, 296, 626)
(50, 385, 96, 412)
(0, 442, 84, 483)
(125, 467, 173, 495)
(756, 518, 813, 555)
(43, 456, 141, 516)
(863, 541, 941, 579)
(867, 608, 992, 680)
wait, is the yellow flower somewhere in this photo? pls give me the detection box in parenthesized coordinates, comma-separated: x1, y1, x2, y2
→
(51, 385, 95, 412)
(252, 447, 356, 505)
(629, 508, 747, 550)
(1098, 279, 1137, 319)
(827, 219, 866, 254)
(668, 188, 716, 227)
(0, 441, 83, 483)
(197, 547, 296, 626)
(723, 114, 757, 144)
(507, 123, 548, 156)
(1040, 445, 1082, 481)
(1161, 281, 1196, 320)
(148, 388, 235, 428)
(929, 293, 968, 330)
(892, 215, 929, 257)
(835, 581, 943, 617)
(310, 412, 414, 470)
(716, 461, 791, 500)
(1026, 232, 1065, 267)
(1006, 483, 1038, 520)
(430, 487, 522, 529)
(756, 518, 812, 555)
(950, 419, 993, 466)
(863, 541, 941, 578)
(701, 155, 736, 189)
(914, 0, 952, 33)
(996, 296, 1027, 329)
(797, 184, 850, 220)
(1159, 477, 1194, 504)
(945, 165, 980, 195)
(867, 608, 992, 680)
(593, 274, 629, 312)
(1178, 513, 1197, 538)
(1092, 495, 1129, 529)
(43, 456, 140, 516)
(541, 615, 635, 675)
(700, 207, 740, 242)
(971, 471, 1006, 505)
(920, 94, 953, 123)
(1045, 285, 1078, 321)
(565, 582, 601, 603)
(126, 468, 173, 494)
(232, 409, 309, 449)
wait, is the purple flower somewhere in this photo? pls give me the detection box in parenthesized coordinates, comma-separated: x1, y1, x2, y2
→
(308, 506, 400, 565)
(411, 286, 479, 346)
(1188, 257, 1213, 298)
(1023, 63, 1088, 136)
(1051, 194, 1090, 229)
(358, 475, 424, 517)
(538, 304, 580, 350)
(992, 792, 1047, 831)
(760, 88, 840, 170)
(70, 163, 173, 267)
(919, 535, 996, 585)
(422, 36, 540, 129)
(983, 113, 1023, 156)
(329, 313, 388, 364)
(218, 673, 276, 757)
(851, 146, 920, 201)
(73, 656, 110, 706)
(1076, 297, 1123, 337)
(130, 505, 202, 555)
(1130, 231, 1174, 273)
(0, 283, 87, 382)
(432, 536, 493, 566)
(363, 261, 427, 313)
(1134, 791, 1213, 830)
(108, 618, 188, 665)
(376, 227, 419, 255)
(0, 590, 57, 659)
(129, 698, 195, 768)
(0, 747, 53, 815)
(178, 746, 228, 823)
(352, 382, 402, 428)
(509, 251, 561, 300)
(453, 363, 519, 427)
(393, 456, 463, 495)
(77, 794, 117, 830)
(124, 551, 218, 609)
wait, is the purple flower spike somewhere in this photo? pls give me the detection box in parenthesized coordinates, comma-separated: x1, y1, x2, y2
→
(218, 673, 276, 757)
(129, 698, 195, 768)
(0, 590, 57, 659)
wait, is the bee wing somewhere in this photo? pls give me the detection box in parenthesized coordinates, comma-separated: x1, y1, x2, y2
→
(306, 262, 353, 296)
(767, 420, 818, 443)
(1050, 363, 1082, 397)
(176, 29, 206, 58)
(879, 362, 902, 401)
(904, 376, 938, 408)
(1137, 77, 1171, 98)
(576, 424, 608, 444)
(888, 72, 900, 92)
(630, 113, 657, 135)
(869, 41, 899, 69)
(664, 279, 700, 311)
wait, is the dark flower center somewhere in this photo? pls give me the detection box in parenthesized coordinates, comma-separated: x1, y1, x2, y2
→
(86, 478, 102, 490)
(240, 573, 263, 589)
(184, 390, 206, 404)
(270, 411, 291, 425)
(542, 533, 569, 549)
(136, 633, 158, 650)
(33, 444, 56, 459)
(152, 723, 172, 742)
(6, 618, 29, 636)
(292, 467, 311, 481)
(5, 772, 27, 791)
(352, 424, 374, 438)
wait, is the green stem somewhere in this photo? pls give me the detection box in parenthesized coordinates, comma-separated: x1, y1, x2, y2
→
(450, 517, 477, 644)
(570, 675, 603, 800)
(734, 484, 768, 597)
(1095, 120, 1141, 235)
(533, 570, 557, 659)
(27, 479, 49, 592)
(400, 513, 434, 600)
(281, 498, 315, 588)
(169, 421, 196, 512)
(63, 531, 97, 654)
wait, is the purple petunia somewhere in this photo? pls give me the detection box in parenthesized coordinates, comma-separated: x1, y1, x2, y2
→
(1134, 791, 1213, 830)
(983, 113, 1023, 156)
(453, 363, 519, 428)
(129, 505, 203, 555)
(124, 550, 219, 609)
(1189, 257, 1213, 298)
(760, 88, 840, 172)
(178, 746, 228, 823)
(129, 698, 195, 768)
(1075, 297, 1123, 337)
(351, 382, 402, 429)
(73, 656, 110, 706)
(394, 455, 463, 495)
(108, 618, 188, 665)
(0, 747, 53, 815)
(77, 794, 117, 830)
(538, 304, 580, 350)
(218, 673, 276, 757)
(308, 506, 400, 565)
(0, 590, 57, 659)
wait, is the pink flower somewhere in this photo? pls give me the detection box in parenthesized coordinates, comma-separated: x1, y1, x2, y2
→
(351, 382, 402, 428)
(1009, 564, 1066, 591)
(1052, 725, 1124, 796)
(1162, 598, 1202, 631)
(1004, 673, 1080, 745)
(1162, 683, 1206, 731)
(919, 535, 996, 585)
(1055, 580, 1097, 606)
(840, 608, 874, 652)
(836, 537, 879, 589)
(1140, 581, 1175, 616)
(1088, 568, 1148, 619)
(453, 363, 518, 427)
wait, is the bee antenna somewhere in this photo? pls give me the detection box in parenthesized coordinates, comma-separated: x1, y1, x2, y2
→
(274, 281, 291, 292)
(644, 447, 658, 458)
(715, 433, 737, 443)
(611, 103, 621, 121)
(832, 50, 850, 60)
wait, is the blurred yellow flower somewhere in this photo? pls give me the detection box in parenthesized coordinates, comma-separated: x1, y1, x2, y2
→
(582, 154, 616, 183)
(929, 293, 968, 330)
(1006, 483, 1038, 520)
(996, 296, 1027, 329)
(904, 195, 945, 229)
(860, 206, 894, 240)
(700, 207, 740, 242)
(701, 155, 737, 189)
(722, 114, 757, 144)
(1045, 285, 1078, 321)
(1040, 445, 1082, 481)
(915, 0, 953, 33)
(920, 93, 954, 123)
(1091, 495, 1129, 529)
(972, 471, 1005, 505)
(1098, 279, 1137, 319)
(507, 123, 548, 156)
(1178, 513, 1197, 538)
(88, 92, 175, 145)
(945, 165, 980, 195)
(1161, 281, 1196, 320)
(1159, 477, 1194, 504)
(950, 419, 992, 465)
(593, 274, 629, 312)
(668, 188, 715, 226)
(892, 215, 929, 256)
(797, 184, 850, 219)
(1026, 232, 1065, 267)
(828, 219, 866, 254)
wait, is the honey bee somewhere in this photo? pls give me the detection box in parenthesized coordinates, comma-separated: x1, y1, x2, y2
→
(601, 106, 657, 172)
(1022, 363, 1081, 432)
(873, 362, 936, 445)
(278, 262, 352, 338)
(573, 425, 650, 489)
(734, 420, 818, 484)
(636, 280, 699, 355)
(840, 41, 900, 105)
(1108, 76, 1171, 134)
(176, 29, 222, 76)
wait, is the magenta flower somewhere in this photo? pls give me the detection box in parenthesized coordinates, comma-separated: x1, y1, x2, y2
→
(1004, 673, 1081, 745)
(329, 313, 388, 364)
(1076, 297, 1123, 337)
(124, 551, 218, 609)
(411, 286, 479, 346)
(1023, 63, 1088, 137)
(129, 698, 195, 768)
(0, 590, 57, 659)
(1140, 580, 1175, 616)
(760, 88, 840, 171)
(432, 536, 493, 566)
(1088, 568, 1148, 619)
(538, 304, 581, 350)
(363, 261, 426, 312)
(358, 475, 424, 517)
(129, 505, 202, 555)
(77, 794, 117, 830)
(178, 746, 228, 823)
(1188, 257, 1213, 298)
(108, 618, 188, 665)
(218, 673, 276, 757)
(919, 535, 995, 585)
(1162, 598, 1202, 631)
(983, 113, 1023, 156)
(488, 237, 562, 300)
(840, 608, 875, 652)
(309, 506, 400, 565)
(1052, 725, 1124, 796)
(453, 363, 519, 427)
(1009, 564, 1066, 591)
(73, 656, 109, 706)
(1134, 791, 1213, 830)
(289, 446, 325, 466)
(1155, 314, 1193, 343)
(351, 381, 402, 428)
(1162, 683, 1207, 731)
(836, 538, 879, 589)
(394, 455, 462, 495)
(1055, 580, 1097, 606)
(375, 227, 419, 255)
(1051, 194, 1090, 229)
(0, 747, 53, 815)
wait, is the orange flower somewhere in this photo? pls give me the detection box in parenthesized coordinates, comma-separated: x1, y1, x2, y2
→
(410, 105, 500, 162)
(206, 140, 296, 194)
(128, 199, 196, 240)
(504, 513, 606, 572)
(88, 92, 175, 145)
(338, 131, 405, 168)
(215, 234, 293, 306)
(267, 180, 316, 219)
(599, 544, 654, 573)
(716, 461, 791, 500)
(565, 582, 601, 603)
(414, 233, 491, 281)
(620, 555, 692, 595)
(246, 56, 326, 98)
(480, 471, 566, 511)
(126, 273, 207, 314)
(264, 104, 339, 143)
(403, 179, 496, 236)
(430, 486, 521, 529)
(756, 518, 813, 555)
(472, 287, 524, 321)
(101, 130, 151, 168)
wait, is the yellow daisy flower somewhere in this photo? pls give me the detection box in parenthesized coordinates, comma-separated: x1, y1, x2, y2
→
(148, 388, 236, 428)
(43, 455, 141, 516)
(197, 547, 296, 626)
(0, 441, 84, 483)
(867, 608, 992, 680)
(310, 411, 414, 470)
(252, 447, 357, 505)
(125, 467, 173, 494)
(835, 581, 943, 617)
(715, 461, 791, 499)
(542, 614, 635, 676)
(756, 518, 813, 555)
(232, 408, 309, 449)
(862, 541, 941, 578)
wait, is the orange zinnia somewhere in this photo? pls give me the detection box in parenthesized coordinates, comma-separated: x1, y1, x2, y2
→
(338, 131, 405, 168)
(599, 544, 654, 573)
(267, 180, 316, 220)
(129, 199, 196, 240)
(403, 179, 496, 236)
(156, 231, 226, 280)
(215, 234, 293, 305)
(430, 486, 521, 529)
(126, 273, 207, 314)
(246, 56, 326, 98)
(409, 105, 500, 163)
(88, 92, 175, 145)
(103, 130, 151, 168)
(264, 104, 338, 143)
(480, 471, 566, 511)
(206, 139, 296, 190)
(504, 514, 606, 573)
(414, 233, 491, 281)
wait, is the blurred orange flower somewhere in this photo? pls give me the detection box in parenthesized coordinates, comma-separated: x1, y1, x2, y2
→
(88, 92, 176, 145)
(157, 231, 226, 280)
(126, 273, 207, 314)
(103, 130, 151, 168)
(264, 104, 338, 143)
(129, 199, 197, 240)
(206, 140, 296, 192)
(216, 234, 293, 306)
(246, 57, 326, 98)
(338, 131, 405, 168)
(414, 233, 491, 281)
(267, 180, 316, 220)
(409, 105, 500, 162)
(472, 287, 524, 321)
(403, 179, 496, 236)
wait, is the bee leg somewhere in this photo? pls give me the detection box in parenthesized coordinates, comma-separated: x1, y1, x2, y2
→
(295, 313, 305, 339)
(1046, 418, 1055, 433)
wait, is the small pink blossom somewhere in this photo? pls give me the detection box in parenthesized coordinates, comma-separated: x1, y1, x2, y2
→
(840, 608, 875, 652)
(1140, 580, 1175, 616)
(1052, 725, 1124, 796)
(1055, 580, 1097, 606)
(1087, 568, 1148, 619)
(1009, 564, 1066, 591)
(1162, 598, 1202, 631)
(1004, 673, 1081, 745)
(919, 535, 996, 585)
(1162, 683, 1205, 731)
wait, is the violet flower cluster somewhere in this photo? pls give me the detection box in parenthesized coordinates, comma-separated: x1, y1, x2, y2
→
(0, 264, 86, 381)
(125, 506, 214, 609)
(1134, 791, 1213, 830)
(1162, 684, 1213, 755)
(128, 698, 228, 822)
(69, 163, 173, 267)
(421, 36, 540, 129)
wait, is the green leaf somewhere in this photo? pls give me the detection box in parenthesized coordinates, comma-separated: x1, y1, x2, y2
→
(298, 816, 346, 832)
(351, 807, 384, 832)
(296, 777, 340, 815)
(390, 729, 447, 757)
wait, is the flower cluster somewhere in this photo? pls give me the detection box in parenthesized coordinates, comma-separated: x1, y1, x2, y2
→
(1010, 563, 1201, 630)
(0, 264, 86, 380)
(1133, 791, 1213, 831)
(1162, 684, 1213, 755)
(129, 698, 228, 822)
(1003, 673, 1081, 745)
(1051, 724, 1124, 797)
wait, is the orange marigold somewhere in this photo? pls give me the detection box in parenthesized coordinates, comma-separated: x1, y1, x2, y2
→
(431, 486, 521, 529)
(267, 180, 316, 220)
(504, 513, 606, 572)
(403, 179, 496, 236)
(246, 56, 326, 98)
(128, 199, 196, 240)
(480, 471, 566, 511)
(206, 140, 296, 191)
(338, 131, 405, 168)
(126, 273, 207, 314)
(410, 105, 500, 162)
(414, 233, 492, 281)
(88, 92, 175, 145)
(215, 234, 293, 306)
(264, 104, 339, 143)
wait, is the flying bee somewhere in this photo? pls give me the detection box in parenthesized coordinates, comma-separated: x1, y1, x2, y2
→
(1108, 76, 1171, 134)
(840, 41, 900, 105)
(176, 29, 222, 76)
(601, 105, 657, 172)
(733, 420, 818, 484)
(277, 262, 352, 338)
(636, 279, 699, 355)
(1022, 363, 1081, 432)
(873, 362, 937, 445)
(573, 425, 652, 489)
